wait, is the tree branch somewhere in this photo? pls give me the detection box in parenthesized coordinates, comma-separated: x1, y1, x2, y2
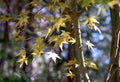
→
(104, 4, 120, 82)
(71, 0, 89, 82)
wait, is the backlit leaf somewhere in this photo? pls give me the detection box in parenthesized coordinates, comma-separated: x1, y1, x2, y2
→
(17, 49, 28, 68)
(84, 16, 101, 34)
(59, 2, 68, 13)
(32, 50, 44, 58)
(34, 13, 43, 20)
(26, 0, 40, 6)
(66, 59, 77, 66)
(17, 56, 28, 68)
(65, 71, 75, 78)
(86, 40, 94, 50)
(59, 41, 68, 51)
(85, 58, 98, 70)
(107, 0, 119, 9)
(14, 16, 29, 28)
(0, 15, 11, 22)
(46, 51, 62, 63)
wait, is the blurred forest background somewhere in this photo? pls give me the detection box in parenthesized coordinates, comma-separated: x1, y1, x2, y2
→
(0, 0, 120, 82)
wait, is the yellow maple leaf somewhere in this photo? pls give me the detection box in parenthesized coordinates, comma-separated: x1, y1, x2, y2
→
(108, 0, 119, 9)
(85, 58, 98, 70)
(14, 16, 29, 28)
(25, 0, 40, 6)
(17, 56, 28, 68)
(32, 50, 44, 58)
(84, 16, 101, 34)
(59, 2, 68, 13)
(65, 71, 75, 78)
(17, 49, 26, 57)
(66, 59, 77, 66)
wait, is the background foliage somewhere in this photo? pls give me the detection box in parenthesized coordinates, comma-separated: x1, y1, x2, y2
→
(0, 0, 120, 82)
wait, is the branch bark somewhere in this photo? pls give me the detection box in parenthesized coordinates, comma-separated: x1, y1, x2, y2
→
(70, 0, 90, 82)
(104, 4, 120, 82)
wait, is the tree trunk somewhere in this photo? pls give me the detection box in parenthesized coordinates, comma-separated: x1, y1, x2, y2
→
(0, 0, 11, 76)
(69, 0, 90, 82)
(104, 4, 120, 82)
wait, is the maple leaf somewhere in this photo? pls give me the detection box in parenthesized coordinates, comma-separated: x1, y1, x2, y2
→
(87, 61, 98, 70)
(46, 51, 62, 63)
(97, 5, 105, 15)
(80, 0, 95, 10)
(16, 49, 28, 68)
(46, 4, 55, 11)
(17, 49, 26, 57)
(18, 11, 30, 17)
(59, 41, 68, 51)
(53, 15, 70, 31)
(14, 16, 29, 28)
(59, 2, 68, 13)
(85, 58, 98, 70)
(17, 55, 28, 68)
(53, 17, 66, 31)
(68, 37, 76, 44)
(107, 0, 119, 9)
(84, 16, 101, 34)
(42, 28, 52, 39)
(13, 30, 24, 41)
(86, 40, 94, 50)
(26, 0, 40, 6)
(0, 15, 11, 22)
(32, 50, 44, 58)
(66, 59, 77, 66)
(75, 64, 79, 68)
(65, 66, 73, 71)
(52, 0, 59, 4)
(34, 13, 43, 20)
(65, 71, 75, 78)
(93, 24, 102, 34)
